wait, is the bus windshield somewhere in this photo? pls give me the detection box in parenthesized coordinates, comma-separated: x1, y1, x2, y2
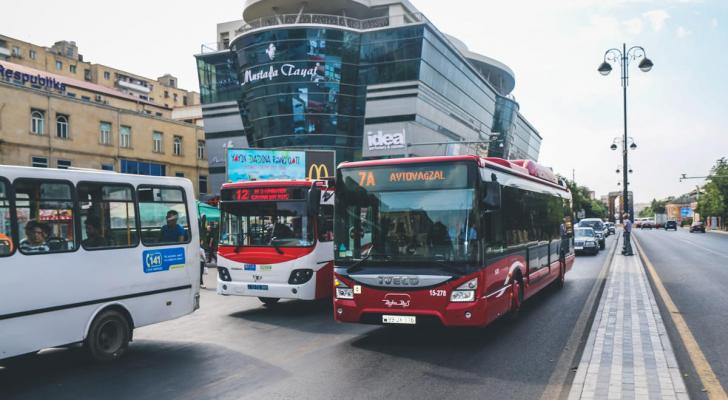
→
(335, 162, 478, 265)
(220, 201, 314, 248)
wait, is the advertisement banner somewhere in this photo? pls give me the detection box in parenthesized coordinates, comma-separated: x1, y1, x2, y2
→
(226, 149, 334, 182)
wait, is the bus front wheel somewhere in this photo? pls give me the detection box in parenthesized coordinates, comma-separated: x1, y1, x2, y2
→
(259, 297, 280, 306)
(85, 310, 131, 362)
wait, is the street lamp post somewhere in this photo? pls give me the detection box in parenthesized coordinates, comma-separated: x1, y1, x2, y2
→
(598, 43, 653, 222)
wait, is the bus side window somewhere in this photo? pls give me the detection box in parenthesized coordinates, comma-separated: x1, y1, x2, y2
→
(14, 179, 76, 254)
(318, 204, 334, 242)
(138, 186, 190, 246)
(0, 178, 14, 256)
(78, 183, 139, 250)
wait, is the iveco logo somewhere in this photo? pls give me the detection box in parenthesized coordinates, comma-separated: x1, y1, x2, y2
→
(378, 275, 419, 286)
(265, 43, 277, 60)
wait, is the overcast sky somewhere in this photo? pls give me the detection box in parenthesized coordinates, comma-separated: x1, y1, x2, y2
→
(3, 0, 727, 203)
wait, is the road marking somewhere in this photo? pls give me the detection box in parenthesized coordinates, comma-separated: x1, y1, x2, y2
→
(633, 236, 728, 400)
(539, 235, 619, 400)
(674, 237, 728, 259)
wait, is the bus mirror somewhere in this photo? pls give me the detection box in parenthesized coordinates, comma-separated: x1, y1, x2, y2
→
(307, 186, 321, 216)
(483, 181, 501, 210)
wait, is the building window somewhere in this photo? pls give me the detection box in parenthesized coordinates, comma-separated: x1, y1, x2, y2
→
(103, 71, 110, 80)
(99, 121, 112, 145)
(199, 176, 208, 194)
(12, 46, 21, 57)
(70, 65, 77, 73)
(173, 93, 178, 102)
(29, 49, 36, 60)
(197, 140, 205, 160)
(31, 156, 48, 168)
(84, 69, 91, 81)
(173, 136, 182, 156)
(175, 172, 185, 177)
(57, 159, 72, 169)
(120, 126, 131, 148)
(183, 96, 188, 106)
(81, 96, 91, 102)
(101, 163, 114, 171)
(31, 109, 45, 135)
(152, 131, 163, 153)
(66, 92, 76, 98)
(164, 91, 169, 98)
(56, 114, 69, 139)
(55, 60, 62, 71)
(120, 159, 166, 176)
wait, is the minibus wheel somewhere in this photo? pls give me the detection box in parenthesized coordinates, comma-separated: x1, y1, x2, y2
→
(86, 310, 131, 362)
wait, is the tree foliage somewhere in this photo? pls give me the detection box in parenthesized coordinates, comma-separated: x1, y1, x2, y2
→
(562, 178, 608, 219)
(639, 198, 668, 218)
(696, 158, 728, 222)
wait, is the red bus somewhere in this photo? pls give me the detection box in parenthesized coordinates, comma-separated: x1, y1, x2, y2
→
(216, 179, 335, 305)
(332, 156, 574, 326)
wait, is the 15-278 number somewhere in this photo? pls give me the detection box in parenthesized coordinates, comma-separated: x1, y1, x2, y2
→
(429, 289, 447, 297)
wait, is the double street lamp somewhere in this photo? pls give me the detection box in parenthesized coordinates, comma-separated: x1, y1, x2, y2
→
(598, 44, 654, 221)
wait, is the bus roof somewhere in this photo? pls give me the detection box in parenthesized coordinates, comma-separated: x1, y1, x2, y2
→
(221, 179, 315, 189)
(338, 156, 569, 193)
(0, 164, 192, 187)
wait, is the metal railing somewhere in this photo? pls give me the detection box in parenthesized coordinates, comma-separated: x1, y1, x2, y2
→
(199, 12, 425, 53)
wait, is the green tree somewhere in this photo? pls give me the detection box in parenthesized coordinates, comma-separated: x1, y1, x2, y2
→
(696, 158, 728, 228)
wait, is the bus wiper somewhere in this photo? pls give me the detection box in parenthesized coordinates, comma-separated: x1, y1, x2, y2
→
(428, 259, 467, 275)
(346, 252, 374, 274)
(269, 237, 284, 255)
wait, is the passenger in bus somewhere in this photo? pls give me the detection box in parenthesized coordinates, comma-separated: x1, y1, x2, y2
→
(83, 216, 110, 248)
(427, 221, 452, 259)
(161, 210, 187, 243)
(19, 220, 51, 253)
(272, 221, 295, 239)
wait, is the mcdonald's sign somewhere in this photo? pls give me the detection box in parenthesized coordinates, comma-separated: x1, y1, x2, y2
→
(307, 163, 330, 180)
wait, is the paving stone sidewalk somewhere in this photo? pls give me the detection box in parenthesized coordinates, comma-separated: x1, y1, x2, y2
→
(568, 235, 688, 400)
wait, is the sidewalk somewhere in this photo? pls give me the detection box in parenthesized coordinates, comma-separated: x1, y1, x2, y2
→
(568, 235, 688, 400)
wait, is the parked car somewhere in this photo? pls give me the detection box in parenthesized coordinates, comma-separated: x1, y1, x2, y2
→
(578, 218, 607, 250)
(605, 222, 616, 235)
(665, 220, 678, 231)
(574, 227, 599, 255)
(689, 221, 706, 233)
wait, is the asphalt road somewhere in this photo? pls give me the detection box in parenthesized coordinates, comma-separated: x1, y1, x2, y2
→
(634, 227, 728, 398)
(0, 236, 617, 400)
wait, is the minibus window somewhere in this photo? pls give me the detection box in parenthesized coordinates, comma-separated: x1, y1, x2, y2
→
(77, 183, 139, 250)
(14, 179, 76, 254)
(0, 179, 14, 256)
(137, 186, 190, 246)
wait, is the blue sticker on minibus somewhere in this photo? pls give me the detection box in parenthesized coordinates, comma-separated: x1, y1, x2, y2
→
(244, 264, 256, 271)
(143, 247, 186, 273)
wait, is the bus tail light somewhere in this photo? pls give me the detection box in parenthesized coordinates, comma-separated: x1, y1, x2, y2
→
(335, 278, 354, 299)
(450, 278, 478, 302)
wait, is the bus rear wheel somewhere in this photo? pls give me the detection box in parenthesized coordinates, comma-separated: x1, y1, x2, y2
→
(85, 310, 130, 362)
(259, 297, 280, 306)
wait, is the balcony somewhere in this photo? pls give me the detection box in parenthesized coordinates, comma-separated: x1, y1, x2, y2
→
(0, 46, 10, 57)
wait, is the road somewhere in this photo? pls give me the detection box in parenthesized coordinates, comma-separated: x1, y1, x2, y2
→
(1, 236, 617, 400)
(634, 228, 728, 399)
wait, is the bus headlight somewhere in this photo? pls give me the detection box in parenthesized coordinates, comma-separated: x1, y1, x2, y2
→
(450, 278, 477, 302)
(335, 278, 354, 299)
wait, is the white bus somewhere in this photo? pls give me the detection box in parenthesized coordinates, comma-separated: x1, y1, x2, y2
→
(216, 179, 334, 304)
(0, 165, 200, 361)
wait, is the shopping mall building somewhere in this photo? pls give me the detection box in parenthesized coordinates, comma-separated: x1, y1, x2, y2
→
(196, 0, 543, 191)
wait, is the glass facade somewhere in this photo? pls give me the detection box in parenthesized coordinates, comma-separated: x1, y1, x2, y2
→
(196, 21, 540, 166)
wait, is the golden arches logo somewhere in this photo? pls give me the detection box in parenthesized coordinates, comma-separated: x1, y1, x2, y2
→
(307, 163, 330, 180)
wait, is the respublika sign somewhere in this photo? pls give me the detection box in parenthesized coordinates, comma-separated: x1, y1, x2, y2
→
(226, 148, 335, 182)
(0, 63, 66, 92)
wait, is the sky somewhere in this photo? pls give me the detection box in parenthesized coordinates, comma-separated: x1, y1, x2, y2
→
(3, 0, 728, 203)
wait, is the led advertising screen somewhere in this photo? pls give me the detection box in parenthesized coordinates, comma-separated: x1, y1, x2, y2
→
(226, 148, 334, 182)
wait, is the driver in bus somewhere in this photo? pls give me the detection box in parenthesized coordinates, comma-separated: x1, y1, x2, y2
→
(161, 210, 187, 243)
(83, 216, 110, 248)
(19, 220, 51, 253)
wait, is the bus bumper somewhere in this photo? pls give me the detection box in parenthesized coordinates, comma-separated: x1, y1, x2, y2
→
(217, 278, 319, 300)
(333, 298, 490, 327)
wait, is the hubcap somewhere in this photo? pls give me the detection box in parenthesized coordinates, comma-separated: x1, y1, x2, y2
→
(97, 320, 123, 353)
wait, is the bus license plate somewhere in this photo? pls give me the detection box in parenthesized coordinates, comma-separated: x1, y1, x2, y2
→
(247, 284, 268, 291)
(382, 315, 416, 325)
